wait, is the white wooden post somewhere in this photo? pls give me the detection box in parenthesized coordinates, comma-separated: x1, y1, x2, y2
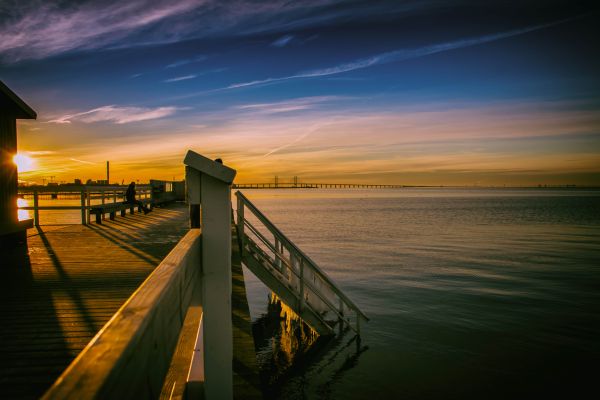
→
(184, 151, 236, 400)
(33, 190, 39, 227)
(274, 237, 281, 269)
(86, 189, 91, 224)
(80, 190, 86, 225)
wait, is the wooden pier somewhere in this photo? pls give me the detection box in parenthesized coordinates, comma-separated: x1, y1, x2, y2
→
(0, 150, 367, 399)
(0, 201, 261, 399)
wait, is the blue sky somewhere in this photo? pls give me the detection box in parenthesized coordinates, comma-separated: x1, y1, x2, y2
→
(1, 0, 599, 185)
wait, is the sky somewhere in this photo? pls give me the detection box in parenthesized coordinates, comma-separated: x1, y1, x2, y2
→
(1, 0, 599, 186)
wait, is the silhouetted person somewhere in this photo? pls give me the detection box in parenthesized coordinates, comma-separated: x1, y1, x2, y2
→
(125, 181, 151, 214)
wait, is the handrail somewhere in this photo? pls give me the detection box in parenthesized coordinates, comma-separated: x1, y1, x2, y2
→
(243, 219, 357, 333)
(235, 190, 369, 323)
(244, 236, 357, 334)
(17, 187, 153, 226)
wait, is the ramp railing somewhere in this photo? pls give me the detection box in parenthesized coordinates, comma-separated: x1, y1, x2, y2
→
(235, 190, 368, 336)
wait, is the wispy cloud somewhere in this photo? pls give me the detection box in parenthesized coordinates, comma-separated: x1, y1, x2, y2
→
(226, 18, 573, 90)
(0, 0, 203, 62)
(70, 158, 97, 165)
(236, 96, 344, 114)
(164, 75, 197, 83)
(271, 34, 295, 47)
(0, 0, 446, 62)
(165, 55, 208, 69)
(48, 105, 180, 124)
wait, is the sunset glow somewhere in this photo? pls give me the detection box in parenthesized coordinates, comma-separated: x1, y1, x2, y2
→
(1, 1, 598, 186)
(13, 153, 35, 173)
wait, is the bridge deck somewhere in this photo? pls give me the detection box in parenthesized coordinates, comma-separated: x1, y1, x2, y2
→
(0, 203, 259, 399)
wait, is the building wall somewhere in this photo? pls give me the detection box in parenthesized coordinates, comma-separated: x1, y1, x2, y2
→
(0, 116, 18, 224)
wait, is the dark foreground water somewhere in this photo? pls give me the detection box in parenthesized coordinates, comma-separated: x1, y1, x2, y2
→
(240, 188, 600, 399)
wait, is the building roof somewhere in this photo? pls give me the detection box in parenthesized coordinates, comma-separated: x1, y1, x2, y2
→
(0, 80, 37, 119)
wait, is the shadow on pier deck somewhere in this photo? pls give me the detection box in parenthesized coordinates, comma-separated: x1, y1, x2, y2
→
(0, 203, 261, 399)
(0, 204, 189, 398)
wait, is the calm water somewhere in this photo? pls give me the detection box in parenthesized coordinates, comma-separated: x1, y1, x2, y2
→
(240, 188, 600, 399)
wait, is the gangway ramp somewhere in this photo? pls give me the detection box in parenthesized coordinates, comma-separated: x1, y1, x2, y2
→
(235, 191, 368, 337)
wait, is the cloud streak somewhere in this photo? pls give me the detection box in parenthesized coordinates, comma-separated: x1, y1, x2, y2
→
(0, 0, 204, 62)
(165, 55, 208, 69)
(235, 96, 345, 114)
(164, 75, 197, 83)
(271, 34, 295, 47)
(48, 105, 179, 124)
(226, 17, 573, 90)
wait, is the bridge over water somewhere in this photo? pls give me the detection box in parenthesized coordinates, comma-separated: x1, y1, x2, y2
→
(233, 182, 402, 189)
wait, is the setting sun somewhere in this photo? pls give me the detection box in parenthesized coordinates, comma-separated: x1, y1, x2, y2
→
(13, 153, 35, 173)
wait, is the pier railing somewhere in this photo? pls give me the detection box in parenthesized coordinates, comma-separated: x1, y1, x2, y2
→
(43, 229, 202, 399)
(43, 151, 237, 400)
(18, 185, 152, 225)
(236, 190, 369, 336)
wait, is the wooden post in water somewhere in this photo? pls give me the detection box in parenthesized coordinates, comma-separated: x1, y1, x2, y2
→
(184, 150, 236, 400)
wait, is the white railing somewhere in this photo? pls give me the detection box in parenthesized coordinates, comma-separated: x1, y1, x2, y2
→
(235, 190, 369, 336)
(18, 186, 152, 225)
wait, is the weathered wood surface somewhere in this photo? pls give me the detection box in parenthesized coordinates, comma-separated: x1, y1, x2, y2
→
(0, 203, 189, 399)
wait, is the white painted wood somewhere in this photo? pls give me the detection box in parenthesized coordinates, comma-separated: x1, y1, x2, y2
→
(236, 191, 368, 321)
(33, 190, 39, 226)
(186, 166, 201, 205)
(187, 314, 205, 399)
(86, 189, 91, 224)
(200, 172, 233, 400)
(184, 150, 236, 184)
(80, 190, 86, 225)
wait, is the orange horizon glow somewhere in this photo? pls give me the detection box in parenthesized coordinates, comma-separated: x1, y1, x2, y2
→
(15, 100, 600, 187)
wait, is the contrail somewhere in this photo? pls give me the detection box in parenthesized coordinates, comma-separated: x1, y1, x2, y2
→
(70, 158, 97, 165)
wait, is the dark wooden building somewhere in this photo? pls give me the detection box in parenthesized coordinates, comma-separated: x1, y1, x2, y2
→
(0, 80, 36, 244)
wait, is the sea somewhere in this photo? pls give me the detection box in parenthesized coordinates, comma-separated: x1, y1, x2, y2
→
(238, 188, 600, 399)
